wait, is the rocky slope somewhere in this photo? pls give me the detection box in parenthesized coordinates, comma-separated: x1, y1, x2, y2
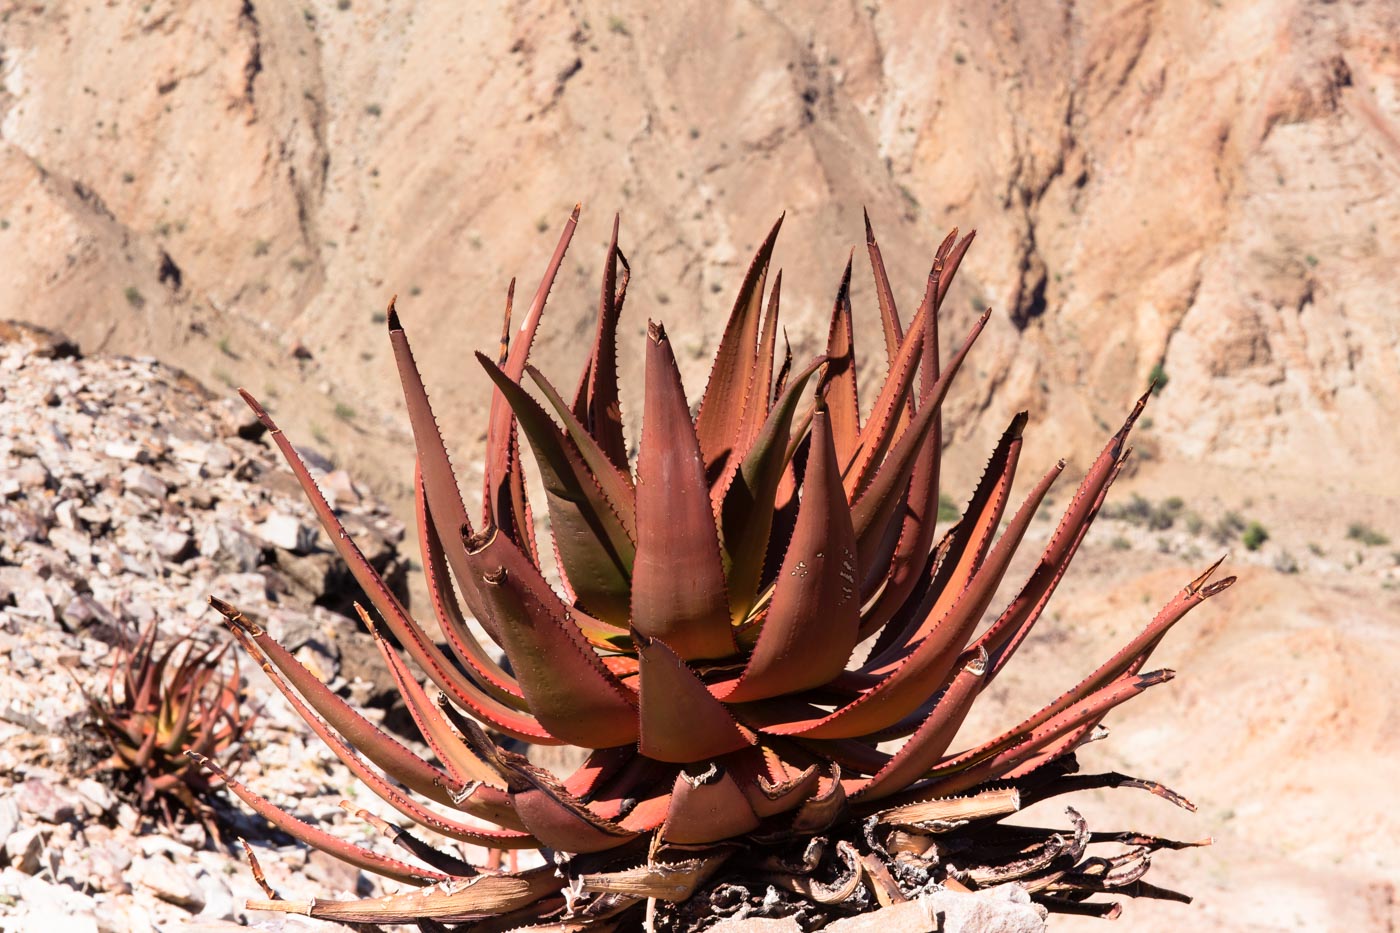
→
(0, 323, 413, 930)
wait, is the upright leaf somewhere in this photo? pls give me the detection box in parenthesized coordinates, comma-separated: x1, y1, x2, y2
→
(631, 323, 736, 661)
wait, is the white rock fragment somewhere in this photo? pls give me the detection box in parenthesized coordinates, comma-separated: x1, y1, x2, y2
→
(130, 855, 207, 912)
(120, 465, 168, 499)
(102, 440, 146, 462)
(256, 511, 315, 553)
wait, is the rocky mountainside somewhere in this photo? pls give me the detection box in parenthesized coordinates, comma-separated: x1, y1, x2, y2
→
(2, 1, 1397, 502)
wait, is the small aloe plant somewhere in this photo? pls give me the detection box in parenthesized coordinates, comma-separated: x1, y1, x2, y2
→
(84, 622, 253, 842)
(193, 209, 1228, 926)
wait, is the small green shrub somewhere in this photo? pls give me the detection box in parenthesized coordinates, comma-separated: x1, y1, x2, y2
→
(1242, 521, 1268, 551)
(1347, 523, 1390, 547)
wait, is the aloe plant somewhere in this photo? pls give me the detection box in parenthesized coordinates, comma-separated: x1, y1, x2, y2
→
(194, 209, 1229, 926)
(85, 622, 253, 841)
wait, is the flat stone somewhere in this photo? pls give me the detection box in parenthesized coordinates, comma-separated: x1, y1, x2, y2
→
(53, 499, 81, 530)
(60, 595, 120, 633)
(13, 460, 52, 490)
(0, 797, 19, 846)
(14, 778, 77, 824)
(47, 526, 92, 562)
(120, 466, 167, 499)
(149, 529, 193, 562)
(75, 779, 116, 816)
(4, 826, 45, 874)
(130, 854, 206, 911)
(201, 442, 235, 478)
(102, 440, 146, 462)
(256, 512, 315, 553)
(198, 524, 262, 572)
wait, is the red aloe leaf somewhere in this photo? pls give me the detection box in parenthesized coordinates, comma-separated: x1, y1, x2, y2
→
(528, 364, 637, 510)
(823, 254, 860, 465)
(851, 248, 945, 632)
(356, 605, 511, 788)
(571, 213, 631, 472)
(848, 310, 991, 588)
(208, 598, 506, 815)
(719, 409, 859, 703)
(458, 726, 641, 854)
(463, 527, 639, 748)
(215, 602, 531, 840)
(847, 648, 987, 802)
(187, 752, 451, 886)
(770, 452, 1055, 740)
(224, 400, 559, 746)
(695, 215, 783, 474)
(723, 749, 821, 819)
(790, 764, 847, 833)
(631, 322, 736, 660)
(736, 269, 783, 456)
(716, 352, 826, 623)
(864, 208, 904, 368)
(511, 784, 640, 854)
(1006, 559, 1235, 739)
(387, 304, 475, 545)
(918, 670, 1176, 800)
(843, 254, 935, 501)
(477, 353, 635, 626)
(484, 205, 580, 526)
(504, 426, 539, 564)
(860, 413, 1031, 658)
(339, 802, 485, 876)
(976, 391, 1152, 677)
(414, 461, 528, 707)
(661, 765, 761, 845)
(636, 633, 752, 763)
(937, 230, 976, 307)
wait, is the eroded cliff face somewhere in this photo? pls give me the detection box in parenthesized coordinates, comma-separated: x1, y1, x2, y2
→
(3, 1, 1396, 494)
(2, 3, 1398, 928)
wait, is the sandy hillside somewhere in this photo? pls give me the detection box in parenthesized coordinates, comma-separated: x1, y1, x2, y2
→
(2, 0, 1399, 929)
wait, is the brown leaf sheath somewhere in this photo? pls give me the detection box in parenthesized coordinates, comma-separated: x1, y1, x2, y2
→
(661, 766, 761, 844)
